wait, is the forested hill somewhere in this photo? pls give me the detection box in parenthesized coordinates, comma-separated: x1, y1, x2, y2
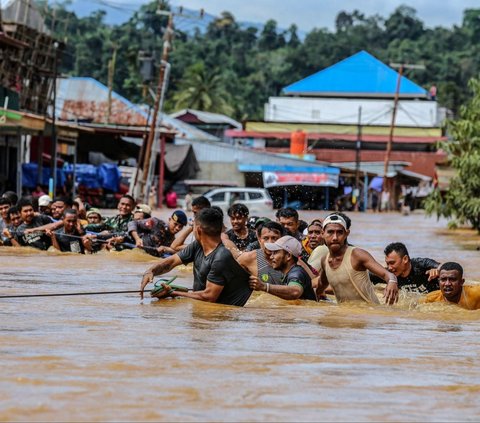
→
(38, 1, 480, 120)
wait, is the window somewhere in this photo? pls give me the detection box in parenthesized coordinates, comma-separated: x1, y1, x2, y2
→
(248, 192, 263, 200)
(230, 192, 246, 201)
(210, 192, 225, 202)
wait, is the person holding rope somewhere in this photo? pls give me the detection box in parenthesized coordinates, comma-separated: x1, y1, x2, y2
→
(15, 199, 54, 250)
(140, 207, 252, 307)
(316, 214, 399, 305)
(51, 209, 92, 254)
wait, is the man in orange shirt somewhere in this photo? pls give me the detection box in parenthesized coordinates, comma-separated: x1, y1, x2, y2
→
(424, 262, 480, 310)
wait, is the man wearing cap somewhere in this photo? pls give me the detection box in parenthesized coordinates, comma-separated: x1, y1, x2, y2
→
(249, 235, 317, 301)
(38, 195, 53, 217)
(317, 214, 398, 305)
(128, 210, 187, 257)
(133, 204, 152, 220)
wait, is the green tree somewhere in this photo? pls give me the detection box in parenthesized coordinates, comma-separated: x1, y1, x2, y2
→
(425, 77, 480, 231)
(172, 62, 233, 115)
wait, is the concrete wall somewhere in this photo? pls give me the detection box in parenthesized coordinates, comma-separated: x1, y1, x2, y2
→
(265, 97, 439, 128)
(196, 162, 245, 186)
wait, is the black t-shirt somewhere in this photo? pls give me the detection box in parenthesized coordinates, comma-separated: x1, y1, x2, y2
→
(281, 264, 317, 301)
(16, 215, 53, 250)
(371, 257, 440, 293)
(177, 240, 252, 307)
(54, 229, 85, 254)
(226, 228, 258, 251)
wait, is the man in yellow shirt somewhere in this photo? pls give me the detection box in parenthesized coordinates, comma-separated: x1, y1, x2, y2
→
(424, 262, 480, 310)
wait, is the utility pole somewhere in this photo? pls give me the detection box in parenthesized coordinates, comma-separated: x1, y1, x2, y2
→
(48, 41, 59, 199)
(382, 62, 426, 208)
(106, 44, 117, 124)
(354, 106, 362, 211)
(141, 11, 173, 205)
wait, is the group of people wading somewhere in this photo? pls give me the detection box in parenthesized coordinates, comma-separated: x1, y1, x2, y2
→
(1, 190, 478, 310)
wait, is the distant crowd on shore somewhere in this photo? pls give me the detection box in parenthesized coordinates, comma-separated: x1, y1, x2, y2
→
(1, 190, 478, 311)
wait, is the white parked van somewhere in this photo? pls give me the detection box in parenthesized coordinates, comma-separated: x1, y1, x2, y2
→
(203, 187, 274, 216)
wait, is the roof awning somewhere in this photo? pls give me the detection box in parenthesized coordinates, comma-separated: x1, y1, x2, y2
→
(225, 129, 445, 144)
(398, 169, 432, 182)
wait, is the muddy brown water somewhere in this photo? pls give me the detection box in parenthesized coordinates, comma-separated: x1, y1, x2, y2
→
(1, 211, 480, 422)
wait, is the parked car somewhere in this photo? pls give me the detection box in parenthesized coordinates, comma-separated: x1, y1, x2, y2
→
(203, 187, 274, 216)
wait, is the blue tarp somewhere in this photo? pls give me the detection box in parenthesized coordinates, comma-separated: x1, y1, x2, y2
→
(22, 163, 65, 188)
(22, 163, 120, 191)
(283, 51, 427, 97)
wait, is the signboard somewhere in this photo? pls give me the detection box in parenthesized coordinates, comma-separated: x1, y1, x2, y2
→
(263, 172, 339, 188)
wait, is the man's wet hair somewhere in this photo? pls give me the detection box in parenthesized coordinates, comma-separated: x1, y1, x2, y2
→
(384, 242, 409, 258)
(7, 205, 20, 218)
(17, 198, 33, 211)
(0, 197, 10, 206)
(258, 221, 284, 237)
(53, 196, 73, 207)
(228, 203, 249, 217)
(276, 207, 299, 221)
(120, 194, 135, 206)
(211, 205, 224, 217)
(2, 191, 18, 206)
(192, 196, 211, 209)
(63, 208, 78, 217)
(308, 219, 323, 229)
(195, 207, 223, 236)
(439, 262, 463, 277)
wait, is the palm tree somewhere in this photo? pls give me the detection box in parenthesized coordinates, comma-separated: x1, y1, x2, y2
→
(173, 62, 233, 115)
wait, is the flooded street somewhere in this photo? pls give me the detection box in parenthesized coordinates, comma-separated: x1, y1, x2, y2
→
(1, 211, 480, 421)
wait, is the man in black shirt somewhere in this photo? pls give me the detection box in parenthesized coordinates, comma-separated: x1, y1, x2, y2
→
(371, 242, 440, 293)
(226, 203, 257, 251)
(249, 235, 317, 301)
(52, 209, 92, 254)
(276, 207, 303, 241)
(15, 199, 53, 250)
(140, 208, 252, 307)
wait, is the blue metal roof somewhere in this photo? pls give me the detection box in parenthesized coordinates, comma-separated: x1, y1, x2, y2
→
(283, 51, 427, 97)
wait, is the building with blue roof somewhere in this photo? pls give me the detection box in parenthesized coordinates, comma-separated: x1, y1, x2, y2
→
(283, 50, 427, 98)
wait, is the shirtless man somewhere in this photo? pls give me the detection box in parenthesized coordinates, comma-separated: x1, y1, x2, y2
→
(317, 214, 398, 305)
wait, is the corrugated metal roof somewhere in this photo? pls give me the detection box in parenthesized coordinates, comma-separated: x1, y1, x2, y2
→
(332, 161, 410, 177)
(176, 138, 338, 172)
(170, 109, 241, 128)
(2, 0, 50, 34)
(283, 51, 427, 98)
(56, 77, 219, 142)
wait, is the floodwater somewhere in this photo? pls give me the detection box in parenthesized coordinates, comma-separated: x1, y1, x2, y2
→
(1, 211, 480, 422)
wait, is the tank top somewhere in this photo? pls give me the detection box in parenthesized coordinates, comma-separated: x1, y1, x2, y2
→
(256, 249, 283, 285)
(325, 246, 380, 304)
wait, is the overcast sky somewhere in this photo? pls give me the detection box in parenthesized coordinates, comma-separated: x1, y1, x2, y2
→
(168, 0, 479, 31)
